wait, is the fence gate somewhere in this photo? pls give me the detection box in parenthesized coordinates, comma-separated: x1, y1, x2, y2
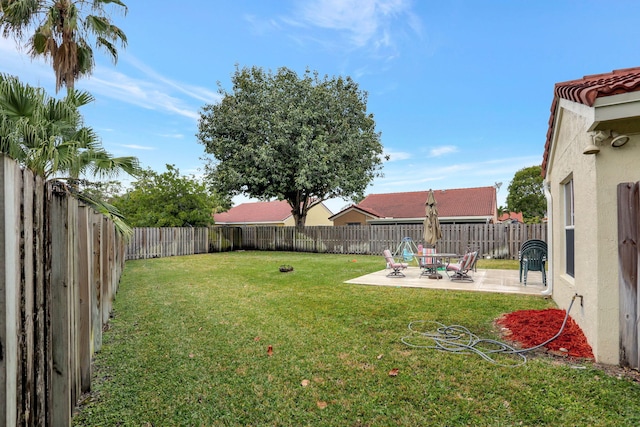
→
(618, 182, 640, 369)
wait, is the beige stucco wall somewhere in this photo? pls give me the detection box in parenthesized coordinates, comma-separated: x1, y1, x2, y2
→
(546, 99, 640, 364)
(332, 210, 368, 226)
(283, 203, 334, 226)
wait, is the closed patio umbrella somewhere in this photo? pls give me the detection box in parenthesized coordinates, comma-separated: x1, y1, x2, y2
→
(423, 189, 442, 246)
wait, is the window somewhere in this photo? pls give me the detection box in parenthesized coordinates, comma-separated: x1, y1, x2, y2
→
(564, 179, 575, 277)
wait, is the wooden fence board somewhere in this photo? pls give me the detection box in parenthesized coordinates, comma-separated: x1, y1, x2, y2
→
(618, 182, 640, 369)
(0, 157, 21, 427)
(33, 173, 46, 427)
(48, 185, 74, 427)
(101, 217, 111, 325)
(20, 167, 35, 426)
(77, 207, 92, 393)
(91, 213, 102, 354)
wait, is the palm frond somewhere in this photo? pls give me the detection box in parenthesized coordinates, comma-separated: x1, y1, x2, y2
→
(71, 184, 133, 237)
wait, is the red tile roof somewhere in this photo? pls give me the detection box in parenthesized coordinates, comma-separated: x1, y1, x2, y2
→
(542, 67, 640, 176)
(338, 186, 496, 220)
(498, 212, 524, 223)
(214, 200, 293, 224)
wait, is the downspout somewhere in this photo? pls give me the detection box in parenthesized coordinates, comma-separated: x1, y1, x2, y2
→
(542, 180, 553, 296)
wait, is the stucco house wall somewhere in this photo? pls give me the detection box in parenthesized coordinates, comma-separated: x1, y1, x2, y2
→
(214, 200, 334, 226)
(546, 97, 640, 364)
(332, 210, 370, 226)
(291, 203, 334, 226)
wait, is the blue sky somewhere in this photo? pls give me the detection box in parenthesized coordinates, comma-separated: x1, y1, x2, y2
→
(2, 0, 640, 213)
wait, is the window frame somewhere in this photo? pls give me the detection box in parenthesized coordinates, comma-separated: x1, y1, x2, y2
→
(563, 178, 575, 278)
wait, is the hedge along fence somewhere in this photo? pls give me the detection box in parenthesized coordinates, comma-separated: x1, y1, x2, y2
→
(0, 155, 125, 427)
(125, 223, 547, 260)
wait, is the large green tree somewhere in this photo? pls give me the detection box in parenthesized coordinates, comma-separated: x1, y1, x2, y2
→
(0, 0, 128, 92)
(111, 164, 230, 227)
(0, 73, 140, 233)
(197, 66, 386, 227)
(506, 165, 546, 221)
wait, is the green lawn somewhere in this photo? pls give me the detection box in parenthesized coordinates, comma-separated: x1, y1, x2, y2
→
(73, 252, 640, 426)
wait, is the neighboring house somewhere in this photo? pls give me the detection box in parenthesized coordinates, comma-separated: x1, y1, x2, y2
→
(213, 199, 334, 226)
(330, 187, 497, 226)
(498, 212, 524, 223)
(542, 67, 640, 365)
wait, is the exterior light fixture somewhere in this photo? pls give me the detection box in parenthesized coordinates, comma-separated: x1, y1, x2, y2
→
(584, 130, 630, 154)
(584, 131, 605, 155)
(610, 132, 630, 147)
(583, 144, 600, 155)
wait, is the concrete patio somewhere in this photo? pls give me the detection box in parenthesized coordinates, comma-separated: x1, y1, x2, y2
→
(346, 267, 547, 296)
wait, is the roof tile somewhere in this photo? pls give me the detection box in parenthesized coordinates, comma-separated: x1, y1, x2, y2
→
(214, 200, 293, 223)
(354, 186, 496, 219)
(543, 67, 640, 176)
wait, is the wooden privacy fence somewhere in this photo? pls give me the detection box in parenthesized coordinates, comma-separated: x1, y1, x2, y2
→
(220, 223, 546, 259)
(125, 227, 209, 260)
(0, 156, 125, 427)
(126, 223, 547, 260)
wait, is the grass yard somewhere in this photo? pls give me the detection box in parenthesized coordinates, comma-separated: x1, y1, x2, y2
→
(73, 252, 640, 426)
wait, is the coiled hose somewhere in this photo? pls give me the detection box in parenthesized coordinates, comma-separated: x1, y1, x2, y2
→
(401, 294, 580, 367)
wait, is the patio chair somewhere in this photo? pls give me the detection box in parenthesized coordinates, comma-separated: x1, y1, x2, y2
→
(383, 249, 409, 277)
(445, 250, 478, 282)
(518, 240, 547, 284)
(520, 246, 547, 286)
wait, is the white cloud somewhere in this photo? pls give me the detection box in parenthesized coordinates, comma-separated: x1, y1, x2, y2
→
(120, 144, 156, 150)
(124, 55, 221, 105)
(383, 148, 411, 161)
(429, 145, 458, 157)
(84, 70, 202, 121)
(286, 0, 418, 52)
(157, 133, 185, 139)
(297, 0, 379, 47)
(371, 155, 541, 197)
(245, 14, 284, 34)
(0, 38, 54, 86)
(0, 39, 218, 122)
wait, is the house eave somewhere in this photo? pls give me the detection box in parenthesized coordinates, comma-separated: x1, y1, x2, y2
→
(367, 215, 493, 225)
(590, 92, 640, 133)
(215, 221, 286, 226)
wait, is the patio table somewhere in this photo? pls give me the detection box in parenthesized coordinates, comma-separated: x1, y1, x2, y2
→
(414, 253, 458, 279)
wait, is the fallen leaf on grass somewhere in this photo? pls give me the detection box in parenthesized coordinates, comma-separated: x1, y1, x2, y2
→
(189, 353, 195, 358)
(254, 336, 261, 342)
(317, 401, 328, 409)
(301, 379, 310, 387)
(376, 354, 384, 360)
(388, 368, 399, 377)
(267, 345, 273, 357)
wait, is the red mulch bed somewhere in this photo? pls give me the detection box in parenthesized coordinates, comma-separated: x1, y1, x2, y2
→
(496, 308, 594, 359)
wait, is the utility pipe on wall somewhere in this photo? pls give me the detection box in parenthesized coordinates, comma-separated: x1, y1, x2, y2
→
(542, 180, 553, 296)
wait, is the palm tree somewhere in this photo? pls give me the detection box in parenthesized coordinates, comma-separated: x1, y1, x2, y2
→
(0, 73, 140, 234)
(0, 0, 128, 92)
